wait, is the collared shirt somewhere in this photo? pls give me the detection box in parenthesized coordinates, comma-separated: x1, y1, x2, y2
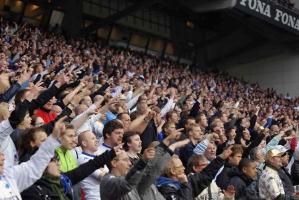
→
(259, 166, 285, 200)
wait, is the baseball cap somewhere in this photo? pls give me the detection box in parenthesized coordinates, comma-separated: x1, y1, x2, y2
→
(266, 145, 288, 160)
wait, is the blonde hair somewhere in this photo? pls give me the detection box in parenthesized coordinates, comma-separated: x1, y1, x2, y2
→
(163, 155, 180, 177)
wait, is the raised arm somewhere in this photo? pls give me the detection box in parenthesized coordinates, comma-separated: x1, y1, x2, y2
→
(189, 146, 232, 197)
(5, 117, 66, 192)
(100, 159, 148, 199)
(64, 149, 116, 185)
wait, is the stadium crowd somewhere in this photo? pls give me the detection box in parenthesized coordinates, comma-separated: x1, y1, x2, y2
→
(0, 18, 299, 200)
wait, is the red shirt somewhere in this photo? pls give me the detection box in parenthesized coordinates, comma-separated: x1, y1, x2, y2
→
(35, 108, 57, 124)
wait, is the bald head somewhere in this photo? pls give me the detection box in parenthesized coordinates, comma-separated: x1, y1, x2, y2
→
(78, 131, 98, 153)
(81, 96, 92, 107)
(75, 104, 88, 115)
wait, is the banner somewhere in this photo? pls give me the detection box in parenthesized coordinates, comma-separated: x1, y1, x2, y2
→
(235, 0, 299, 35)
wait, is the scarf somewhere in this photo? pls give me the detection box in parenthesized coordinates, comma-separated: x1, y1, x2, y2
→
(42, 174, 73, 200)
(42, 174, 68, 200)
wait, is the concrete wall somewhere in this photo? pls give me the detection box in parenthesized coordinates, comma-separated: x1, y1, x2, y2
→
(224, 53, 299, 97)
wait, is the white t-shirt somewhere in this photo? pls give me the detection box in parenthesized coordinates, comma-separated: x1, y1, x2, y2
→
(78, 152, 103, 200)
(94, 144, 111, 175)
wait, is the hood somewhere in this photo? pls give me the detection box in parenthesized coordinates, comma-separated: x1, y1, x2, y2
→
(156, 176, 181, 190)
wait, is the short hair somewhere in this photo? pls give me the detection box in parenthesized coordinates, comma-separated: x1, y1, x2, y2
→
(65, 123, 74, 130)
(187, 154, 208, 174)
(210, 119, 222, 131)
(163, 155, 180, 177)
(151, 105, 161, 114)
(249, 147, 261, 161)
(74, 104, 88, 115)
(103, 119, 124, 139)
(190, 123, 201, 131)
(225, 126, 236, 135)
(162, 121, 175, 132)
(195, 113, 206, 123)
(166, 111, 176, 121)
(78, 131, 92, 147)
(231, 144, 244, 157)
(186, 116, 195, 122)
(117, 112, 129, 120)
(123, 131, 139, 151)
(238, 158, 254, 172)
(14, 89, 30, 106)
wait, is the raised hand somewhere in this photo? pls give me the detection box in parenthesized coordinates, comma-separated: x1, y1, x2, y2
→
(163, 128, 183, 146)
(52, 116, 67, 139)
(219, 145, 233, 160)
(30, 80, 44, 94)
(17, 69, 32, 84)
(223, 185, 235, 199)
(113, 144, 124, 156)
(142, 147, 155, 161)
(169, 139, 190, 151)
(177, 174, 188, 184)
(55, 73, 69, 87)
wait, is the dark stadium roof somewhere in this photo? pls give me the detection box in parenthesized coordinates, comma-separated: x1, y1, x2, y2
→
(25, 0, 299, 67)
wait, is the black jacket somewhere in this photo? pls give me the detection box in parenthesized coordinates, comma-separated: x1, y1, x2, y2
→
(21, 150, 116, 200)
(279, 167, 294, 196)
(179, 141, 196, 168)
(216, 162, 237, 190)
(292, 160, 299, 185)
(189, 156, 225, 197)
(228, 170, 254, 199)
(140, 120, 157, 151)
(0, 82, 21, 103)
(157, 181, 192, 200)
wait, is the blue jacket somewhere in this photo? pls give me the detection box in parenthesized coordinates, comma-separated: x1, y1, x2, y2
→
(0, 83, 21, 103)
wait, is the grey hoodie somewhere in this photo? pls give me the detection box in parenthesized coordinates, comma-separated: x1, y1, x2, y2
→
(100, 159, 147, 200)
(100, 142, 172, 200)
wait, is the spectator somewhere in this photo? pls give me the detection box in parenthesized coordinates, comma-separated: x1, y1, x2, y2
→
(18, 127, 48, 163)
(21, 144, 117, 200)
(216, 144, 243, 190)
(123, 131, 142, 165)
(179, 124, 204, 167)
(77, 131, 103, 200)
(100, 147, 155, 200)
(259, 146, 298, 199)
(228, 158, 257, 199)
(55, 124, 78, 173)
(157, 146, 233, 199)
